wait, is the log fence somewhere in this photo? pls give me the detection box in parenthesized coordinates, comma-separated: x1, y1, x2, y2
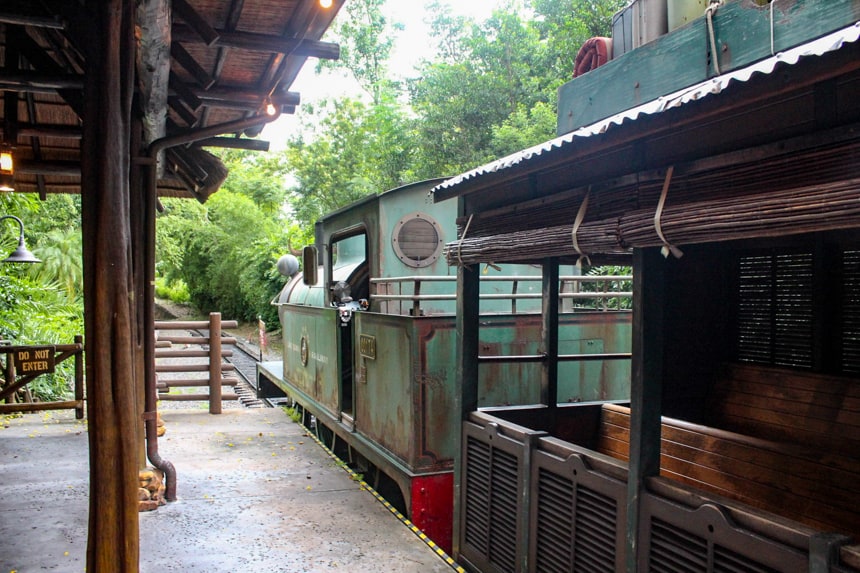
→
(0, 335, 85, 418)
(154, 312, 238, 414)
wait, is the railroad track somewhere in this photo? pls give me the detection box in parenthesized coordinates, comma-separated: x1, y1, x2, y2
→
(191, 328, 267, 409)
(222, 338, 268, 408)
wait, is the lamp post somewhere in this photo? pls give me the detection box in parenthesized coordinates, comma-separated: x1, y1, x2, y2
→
(0, 215, 41, 263)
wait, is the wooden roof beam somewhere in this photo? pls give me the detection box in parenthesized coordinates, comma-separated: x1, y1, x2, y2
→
(16, 123, 81, 139)
(3, 27, 21, 145)
(172, 0, 220, 46)
(24, 92, 48, 200)
(168, 73, 202, 112)
(194, 87, 300, 110)
(0, 75, 298, 113)
(0, 72, 84, 91)
(172, 25, 340, 60)
(168, 96, 200, 128)
(0, 12, 64, 29)
(15, 25, 84, 114)
(170, 42, 216, 90)
(16, 159, 80, 177)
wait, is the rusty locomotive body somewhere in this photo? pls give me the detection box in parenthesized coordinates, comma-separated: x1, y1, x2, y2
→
(260, 178, 632, 551)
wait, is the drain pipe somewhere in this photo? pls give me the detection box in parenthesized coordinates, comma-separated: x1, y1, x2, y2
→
(143, 111, 281, 500)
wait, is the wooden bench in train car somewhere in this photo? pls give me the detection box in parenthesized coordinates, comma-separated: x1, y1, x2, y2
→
(596, 403, 860, 547)
(706, 363, 860, 458)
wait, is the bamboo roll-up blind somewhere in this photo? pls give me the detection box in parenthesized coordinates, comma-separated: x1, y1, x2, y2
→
(445, 177, 860, 265)
(444, 218, 626, 265)
(618, 178, 860, 247)
(452, 140, 860, 244)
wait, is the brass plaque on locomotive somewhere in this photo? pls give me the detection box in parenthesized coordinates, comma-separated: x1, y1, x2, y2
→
(359, 334, 376, 360)
(300, 336, 309, 366)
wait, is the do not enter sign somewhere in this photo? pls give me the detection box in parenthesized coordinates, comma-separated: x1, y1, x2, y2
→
(13, 346, 56, 375)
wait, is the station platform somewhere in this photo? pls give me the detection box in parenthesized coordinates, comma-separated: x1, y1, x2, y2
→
(0, 406, 460, 573)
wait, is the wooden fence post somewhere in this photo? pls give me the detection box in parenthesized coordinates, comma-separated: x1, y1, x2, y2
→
(75, 335, 84, 419)
(208, 312, 222, 414)
(3, 353, 13, 405)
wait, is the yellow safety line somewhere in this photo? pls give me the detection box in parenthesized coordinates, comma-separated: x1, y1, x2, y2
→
(303, 424, 465, 572)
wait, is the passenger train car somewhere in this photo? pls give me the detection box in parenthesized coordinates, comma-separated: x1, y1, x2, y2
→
(259, 178, 632, 552)
(431, 1, 860, 572)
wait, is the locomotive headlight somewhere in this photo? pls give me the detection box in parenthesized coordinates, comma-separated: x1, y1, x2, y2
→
(339, 308, 353, 326)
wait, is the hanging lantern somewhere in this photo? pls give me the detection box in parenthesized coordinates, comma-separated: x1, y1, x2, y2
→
(0, 146, 13, 193)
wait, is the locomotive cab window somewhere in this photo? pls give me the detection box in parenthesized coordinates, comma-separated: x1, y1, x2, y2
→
(392, 212, 443, 268)
(329, 231, 370, 304)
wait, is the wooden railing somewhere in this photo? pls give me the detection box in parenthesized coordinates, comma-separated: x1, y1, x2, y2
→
(154, 312, 238, 414)
(0, 336, 85, 419)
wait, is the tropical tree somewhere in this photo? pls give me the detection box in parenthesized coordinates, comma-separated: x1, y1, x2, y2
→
(409, 2, 559, 177)
(284, 96, 416, 231)
(179, 190, 289, 324)
(317, 0, 402, 104)
(530, 0, 626, 81)
(28, 228, 83, 300)
(0, 194, 84, 401)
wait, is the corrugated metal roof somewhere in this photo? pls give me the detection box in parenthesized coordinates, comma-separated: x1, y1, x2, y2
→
(432, 21, 860, 195)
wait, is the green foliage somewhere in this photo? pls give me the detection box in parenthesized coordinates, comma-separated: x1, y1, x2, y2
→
(0, 194, 83, 402)
(179, 190, 288, 324)
(155, 198, 207, 284)
(581, 265, 633, 310)
(284, 405, 303, 423)
(490, 101, 558, 157)
(317, 0, 402, 103)
(29, 228, 83, 300)
(530, 0, 627, 80)
(216, 150, 291, 216)
(0, 272, 83, 401)
(285, 96, 416, 231)
(408, 2, 567, 176)
(154, 277, 190, 303)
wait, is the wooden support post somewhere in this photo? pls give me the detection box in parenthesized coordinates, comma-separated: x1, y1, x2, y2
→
(452, 261, 480, 559)
(626, 247, 665, 572)
(80, 1, 140, 570)
(74, 335, 84, 419)
(208, 312, 222, 414)
(541, 258, 559, 409)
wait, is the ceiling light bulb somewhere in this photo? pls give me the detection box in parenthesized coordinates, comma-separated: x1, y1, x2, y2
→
(0, 151, 12, 173)
(320, 0, 333, 8)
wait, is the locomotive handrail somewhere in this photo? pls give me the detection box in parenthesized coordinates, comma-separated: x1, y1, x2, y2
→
(370, 275, 632, 283)
(370, 274, 632, 314)
(477, 352, 632, 363)
(371, 292, 633, 301)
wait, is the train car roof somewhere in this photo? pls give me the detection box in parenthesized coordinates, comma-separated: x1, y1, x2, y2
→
(316, 177, 451, 226)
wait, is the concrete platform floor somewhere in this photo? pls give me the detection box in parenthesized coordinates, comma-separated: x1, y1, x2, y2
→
(0, 407, 459, 573)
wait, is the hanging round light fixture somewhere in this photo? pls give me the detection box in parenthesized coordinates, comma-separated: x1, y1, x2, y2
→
(0, 215, 40, 263)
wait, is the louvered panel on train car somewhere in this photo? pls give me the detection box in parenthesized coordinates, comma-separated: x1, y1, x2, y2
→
(460, 418, 543, 573)
(530, 439, 627, 573)
(639, 490, 808, 572)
